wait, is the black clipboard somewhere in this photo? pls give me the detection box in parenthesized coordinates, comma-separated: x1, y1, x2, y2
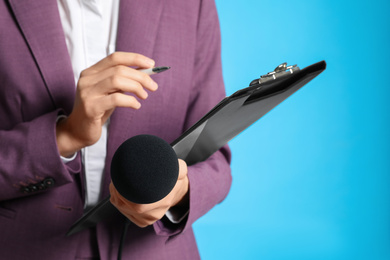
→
(67, 60, 326, 236)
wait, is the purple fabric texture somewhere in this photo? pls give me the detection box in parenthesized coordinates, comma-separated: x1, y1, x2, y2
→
(0, 0, 232, 259)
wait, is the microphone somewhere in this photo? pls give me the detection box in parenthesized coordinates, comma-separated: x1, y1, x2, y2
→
(67, 135, 179, 237)
(110, 135, 180, 260)
(110, 134, 179, 204)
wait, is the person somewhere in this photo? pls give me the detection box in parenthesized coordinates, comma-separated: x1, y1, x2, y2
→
(0, 0, 232, 259)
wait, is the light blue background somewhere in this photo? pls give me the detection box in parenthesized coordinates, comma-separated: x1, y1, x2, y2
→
(193, 1, 390, 259)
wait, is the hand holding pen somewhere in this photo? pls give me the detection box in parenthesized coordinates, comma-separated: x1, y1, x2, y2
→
(56, 52, 170, 158)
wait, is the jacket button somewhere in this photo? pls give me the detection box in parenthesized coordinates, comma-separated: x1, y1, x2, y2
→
(43, 178, 55, 188)
(38, 183, 46, 190)
(22, 187, 31, 194)
(30, 185, 38, 192)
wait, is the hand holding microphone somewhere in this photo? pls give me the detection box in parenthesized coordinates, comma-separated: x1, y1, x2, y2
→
(109, 135, 189, 227)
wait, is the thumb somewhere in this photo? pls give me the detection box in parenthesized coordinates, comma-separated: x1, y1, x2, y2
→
(177, 159, 188, 180)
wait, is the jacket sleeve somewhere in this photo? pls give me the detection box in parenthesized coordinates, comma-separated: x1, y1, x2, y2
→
(0, 109, 81, 201)
(154, 0, 232, 236)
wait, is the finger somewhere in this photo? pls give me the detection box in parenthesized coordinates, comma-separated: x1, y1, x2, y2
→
(127, 215, 153, 228)
(81, 94, 141, 120)
(93, 75, 149, 100)
(126, 215, 145, 227)
(110, 181, 169, 217)
(110, 187, 168, 227)
(178, 159, 188, 180)
(115, 191, 170, 216)
(99, 93, 142, 111)
(92, 65, 158, 92)
(85, 52, 155, 75)
(112, 204, 149, 227)
(110, 183, 151, 213)
(112, 197, 162, 227)
(137, 207, 169, 221)
(126, 208, 164, 227)
(109, 183, 121, 209)
(110, 185, 138, 217)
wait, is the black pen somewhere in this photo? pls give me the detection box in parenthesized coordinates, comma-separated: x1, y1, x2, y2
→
(138, 66, 171, 75)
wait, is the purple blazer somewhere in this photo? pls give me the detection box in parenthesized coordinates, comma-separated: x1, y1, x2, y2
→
(0, 0, 232, 259)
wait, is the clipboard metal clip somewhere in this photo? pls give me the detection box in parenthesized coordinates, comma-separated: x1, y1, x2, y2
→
(252, 62, 300, 85)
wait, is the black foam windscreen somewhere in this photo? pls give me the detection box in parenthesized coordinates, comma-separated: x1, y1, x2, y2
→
(110, 135, 179, 204)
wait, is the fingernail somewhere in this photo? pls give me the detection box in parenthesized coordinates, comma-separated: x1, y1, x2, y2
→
(146, 59, 155, 67)
(143, 91, 148, 99)
(151, 81, 158, 91)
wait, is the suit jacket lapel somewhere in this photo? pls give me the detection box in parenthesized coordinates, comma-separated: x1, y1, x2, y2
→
(109, 0, 165, 149)
(8, 0, 75, 114)
(9, 0, 165, 198)
(116, 0, 165, 56)
(104, 0, 165, 197)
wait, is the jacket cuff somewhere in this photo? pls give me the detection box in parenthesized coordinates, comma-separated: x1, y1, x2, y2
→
(153, 146, 231, 238)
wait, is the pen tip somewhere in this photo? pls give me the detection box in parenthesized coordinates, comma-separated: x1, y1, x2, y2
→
(153, 66, 171, 73)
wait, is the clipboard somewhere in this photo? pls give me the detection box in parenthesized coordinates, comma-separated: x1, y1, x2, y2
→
(67, 60, 326, 236)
